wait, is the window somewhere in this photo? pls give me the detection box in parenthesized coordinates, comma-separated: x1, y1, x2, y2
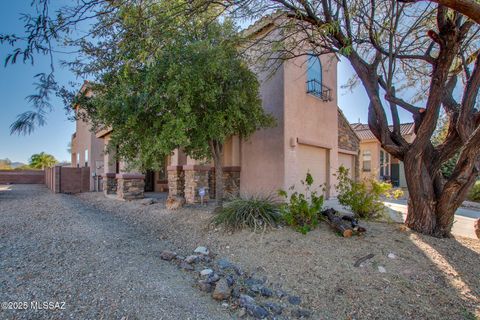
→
(380, 150, 390, 178)
(85, 149, 89, 167)
(77, 153, 80, 168)
(306, 54, 331, 101)
(362, 150, 371, 172)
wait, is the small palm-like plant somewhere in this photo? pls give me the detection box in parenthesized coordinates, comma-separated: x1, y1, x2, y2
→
(212, 194, 281, 232)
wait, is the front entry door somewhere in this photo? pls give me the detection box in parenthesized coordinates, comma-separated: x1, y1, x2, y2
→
(144, 170, 155, 192)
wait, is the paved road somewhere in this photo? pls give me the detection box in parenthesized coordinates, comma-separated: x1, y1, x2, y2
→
(0, 184, 229, 319)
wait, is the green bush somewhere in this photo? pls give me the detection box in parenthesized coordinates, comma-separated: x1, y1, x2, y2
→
(278, 172, 324, 234)
(467, 181, 480, 202)
(335, 166, 393, 219)
(212, 194, 281, 232)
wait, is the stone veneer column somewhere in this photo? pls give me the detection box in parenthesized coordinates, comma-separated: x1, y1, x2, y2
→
(183, 165, 210, 204)
(167, 166, 185, 197)
(208, 166, 241, 199)
(116, 173, 145, 200)
(222, 166, 241, 197)
(103, 173, 117, 195)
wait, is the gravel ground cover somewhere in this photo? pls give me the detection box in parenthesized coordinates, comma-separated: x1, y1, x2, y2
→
(0, 184, 228, 319)
(78, 190, 480, 320)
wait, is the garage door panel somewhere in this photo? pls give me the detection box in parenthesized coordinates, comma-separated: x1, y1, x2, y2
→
(298, 145, 327, 194)
(338, 153, 354, 179)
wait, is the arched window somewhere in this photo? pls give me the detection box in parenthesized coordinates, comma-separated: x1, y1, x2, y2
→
(307, 54, 322, 86)
(306, 54, 330, 100)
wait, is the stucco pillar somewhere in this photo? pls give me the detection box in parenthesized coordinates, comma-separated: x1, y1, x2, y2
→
(116, 173, 145, 200)
(183, 165, 210, 204)
(102, 138, 117, 195)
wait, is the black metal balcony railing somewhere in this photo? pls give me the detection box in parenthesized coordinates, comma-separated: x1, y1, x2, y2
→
(306, 79, 332, 101)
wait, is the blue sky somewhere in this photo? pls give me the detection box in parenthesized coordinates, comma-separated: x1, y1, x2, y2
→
(0, 2, 412, 164)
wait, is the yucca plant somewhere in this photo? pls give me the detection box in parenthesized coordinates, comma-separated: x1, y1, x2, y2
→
(212, 194, 281, 232)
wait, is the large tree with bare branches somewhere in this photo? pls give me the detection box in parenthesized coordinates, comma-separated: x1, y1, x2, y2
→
(2, 0, 479, 237)
(223, 0, 480, 237)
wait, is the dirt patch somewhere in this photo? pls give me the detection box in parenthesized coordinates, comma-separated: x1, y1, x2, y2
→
(78, 192, 480, 320)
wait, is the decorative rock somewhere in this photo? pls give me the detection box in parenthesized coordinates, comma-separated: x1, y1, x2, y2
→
(198, 280, 213, 293)
(239, 294, 255, 307)
(291, 308, 312, 318)
(246, 304, 270, 319)
(387, 253, 397, 259)
(275, 289, 288, 298)
(212, 279, 231, 301)
(160, 250, 177, 261)
(165, 195, 185, 210)
(378, 266, 387, 273)
(264, 302, 283, 315)
(200, 268, 214, 276)
(179, 261, 194, 271)
(245, 277, 264, 288)
(185, 255, 199, 264)
(217, 257, 242, 274)
(206, 273, 220, 284)
(225, 274, 235, 287)
(260, 287, 273, 297)
(288, 295, 301, 305)
(231, 286, 241, 299)
(194, 246, 209, 255)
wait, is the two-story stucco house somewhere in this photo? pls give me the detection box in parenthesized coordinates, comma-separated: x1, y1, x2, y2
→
(351, 122, 415, 188)
(71, 15, 360, 202)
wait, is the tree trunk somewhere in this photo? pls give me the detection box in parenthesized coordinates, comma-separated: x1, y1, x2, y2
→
(403, 152, 478, 238)
(210, 140, 224, 209)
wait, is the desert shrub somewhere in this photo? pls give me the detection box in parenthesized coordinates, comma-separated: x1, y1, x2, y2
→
(212, 194, 281, 231)
(335, 166, 394, 219)
(278, 172, 324, 234)
(467, 181, 480, 202)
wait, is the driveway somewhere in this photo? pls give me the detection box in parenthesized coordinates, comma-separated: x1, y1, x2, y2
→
(0, 185, 228, 319)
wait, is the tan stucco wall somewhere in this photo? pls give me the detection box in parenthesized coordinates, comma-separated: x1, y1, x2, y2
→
(283, 54, 339, 198)
(71, 108, 104, 191)
(240, 61, 285, 195)
(359, 140, 381, 181)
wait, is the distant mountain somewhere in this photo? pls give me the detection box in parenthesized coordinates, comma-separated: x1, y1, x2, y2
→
(10, 162, 27, 168)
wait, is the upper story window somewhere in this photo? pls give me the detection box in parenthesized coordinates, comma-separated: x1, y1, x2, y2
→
(306, 54, 331, 101)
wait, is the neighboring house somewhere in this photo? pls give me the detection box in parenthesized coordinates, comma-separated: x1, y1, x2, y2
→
(71, 81, 105, 191)
(350, 122, 415, 188)
(72, 15, 360, 202)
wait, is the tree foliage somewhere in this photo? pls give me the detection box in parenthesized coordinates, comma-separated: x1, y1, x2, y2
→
(77, 2, 274, 206)
(29, 152, 57, 169)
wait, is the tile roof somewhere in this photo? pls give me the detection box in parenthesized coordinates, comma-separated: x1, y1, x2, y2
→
(350, 122, 415, 141)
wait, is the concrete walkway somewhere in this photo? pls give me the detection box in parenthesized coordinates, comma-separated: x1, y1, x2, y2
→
(324, 198, 479, 239)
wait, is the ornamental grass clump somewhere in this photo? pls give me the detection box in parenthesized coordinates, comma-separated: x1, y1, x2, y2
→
(212, 194, 281, 232)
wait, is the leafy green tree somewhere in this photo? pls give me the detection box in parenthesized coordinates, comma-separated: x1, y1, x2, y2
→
(29, 152, 57, 169)
(80, 7, 274, 208)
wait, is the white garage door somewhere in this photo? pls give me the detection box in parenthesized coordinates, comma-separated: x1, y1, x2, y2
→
(338, 153, 355, 179)
(298, 144, 328, 195)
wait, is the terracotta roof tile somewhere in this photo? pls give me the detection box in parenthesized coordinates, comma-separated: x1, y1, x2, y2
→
(351, 122, 415, 141)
